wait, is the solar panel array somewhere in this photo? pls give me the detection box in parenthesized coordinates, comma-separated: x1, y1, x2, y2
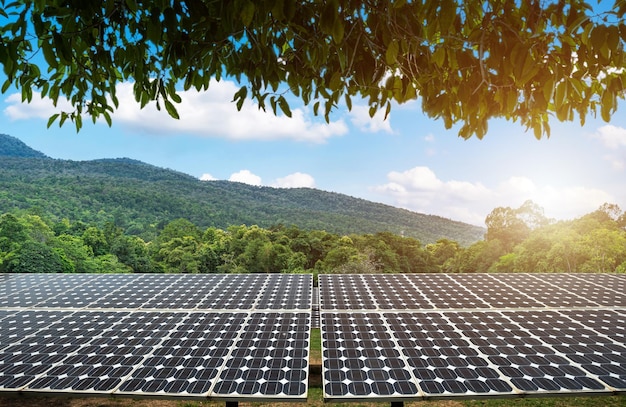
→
(0, 273, 311, 401)
(320, 273, 626, 401)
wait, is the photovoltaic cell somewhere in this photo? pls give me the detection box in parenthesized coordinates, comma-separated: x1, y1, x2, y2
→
(319, 273, 626, 401)
(491, 273, 598, 307)
(211, 312, 310, 400)
(404, 274, 489, 309)
(448, 274, 544, 308)
(118, 312, 247, 396)
(0, 273, 312, 311)
(321, 312, 419, 399)
(530, 273, 626, 307)
(0, 273, 312, 401)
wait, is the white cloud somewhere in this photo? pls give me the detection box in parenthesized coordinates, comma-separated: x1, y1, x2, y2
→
(204, 170, 315, 189)
(199, 173, 216, 181)
(591, 125, 626, 171)
(348, 104, 393, 133)
(4, 93, 73, 120)
(272, 172, 316, 188)
(229, 170, 262, 186)
(371, 167, 615, 226)
(593, 125, 626, 149)
(3, 80, 349, 143)
(114, 81, 348, 142)
(372, 166, 492, 225)
(496, 177, 613, 221)
(604, 154, 625, 170)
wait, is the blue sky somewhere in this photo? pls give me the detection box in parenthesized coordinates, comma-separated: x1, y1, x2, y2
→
(2, 78, 626, 227)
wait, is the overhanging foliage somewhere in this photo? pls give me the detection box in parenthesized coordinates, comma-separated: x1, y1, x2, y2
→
(1, 0, 625, 138)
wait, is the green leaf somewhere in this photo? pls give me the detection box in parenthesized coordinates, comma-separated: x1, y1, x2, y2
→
(1, 79, 11, 93)
(329, 72, 342, 91)
(272, 0, 285, 20)
(438, 0, 456, 33)
(542, 77, 555, 103)
(74, 113, 82, 132)
(53, 32, 71, 65)
(278, 96, 291, 117)
(42, 43, 58, 68)
(125, 0, 138, 13)
(59, 112, 69, 127)
(47, 113, 60, 128)
(169, 91, 182, 104)
(164, 99, 180, 119)
(590, 25, 607, 54)
(404, 82, 416, 102)
(601, 90, 613, 122)
(332, 17, 344, 44)
(368, 105, 377, 118)
(554, 80, 567, 110)
(607, 25, 620, 54)
(384, 101, 391, 120)
(532, 121, 542, 140)
(103, 111, 112, 127)
(320, 0, 338, 35)
(270, 96, 277, 114)
(344, 93, 352, 111)
(386, 40, 399, 65)
(232, 85, 247, 110)
(432, 47, 445, 67)
(284, 0, 296, 20)
(240, 0, 255, 26)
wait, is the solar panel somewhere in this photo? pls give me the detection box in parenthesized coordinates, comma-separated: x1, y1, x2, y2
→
(0, 273, 312, 401)
(320, 273, 626, 401)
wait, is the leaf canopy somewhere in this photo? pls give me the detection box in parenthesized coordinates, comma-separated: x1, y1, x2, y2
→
(1, 0, 625, 138)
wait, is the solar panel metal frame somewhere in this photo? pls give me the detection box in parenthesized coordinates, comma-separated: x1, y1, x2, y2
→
(319, 273, 626, 402)
(0, 273, 313, 402)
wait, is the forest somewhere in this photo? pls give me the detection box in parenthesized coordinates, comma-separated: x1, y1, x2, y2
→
(0, 134, 485, 246)
(1, 200, 625, 276)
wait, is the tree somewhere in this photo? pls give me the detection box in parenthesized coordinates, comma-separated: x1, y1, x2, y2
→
(156, 235, 201, 273)
(2, 240, 69, 273)
(426, 238, 461, 272)
(2, 1, 625, 138)
(82, 226, 109, 256)
(110, 235, 155, 273)
(485, 200, 549, 251)
(578, 228, 626, 272)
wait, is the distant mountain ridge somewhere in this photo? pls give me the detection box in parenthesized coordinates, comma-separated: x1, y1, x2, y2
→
(0, 134, 485, 245)
(0, 134, 48, 158)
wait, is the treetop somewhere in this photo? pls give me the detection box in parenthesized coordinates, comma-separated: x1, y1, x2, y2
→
(1, 0, 625, 138)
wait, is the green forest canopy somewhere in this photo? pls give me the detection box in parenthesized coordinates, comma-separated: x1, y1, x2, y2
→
(1, 201, 625, 275)
(0, 141, 485, 247)
(1, 0, 625, 138)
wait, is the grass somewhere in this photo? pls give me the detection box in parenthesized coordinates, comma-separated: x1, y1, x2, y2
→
(0, 386, 623, 407)
(310, 328, 321, 365)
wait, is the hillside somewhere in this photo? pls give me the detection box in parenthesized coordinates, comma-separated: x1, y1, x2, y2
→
(0, 134, 484, 245)
(0, 133, 48, 158)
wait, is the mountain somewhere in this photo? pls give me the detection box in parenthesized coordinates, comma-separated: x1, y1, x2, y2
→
(0, 134, 48, 158)
(0, 135, 485, 245)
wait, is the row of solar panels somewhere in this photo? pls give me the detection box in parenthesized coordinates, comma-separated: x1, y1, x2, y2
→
(321, 309, 626, 400)
(3, 272, 625, 311)
(0, 274, 313, 400)
(0, 272, 625, 402)
(318, 273, 626, 400)
(320, 273, 626, 309)
(0, 273, 311, 310)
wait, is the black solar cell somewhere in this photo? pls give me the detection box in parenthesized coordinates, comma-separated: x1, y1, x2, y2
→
(319, 273, 625, 401)
(0, 273, 312, 401)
